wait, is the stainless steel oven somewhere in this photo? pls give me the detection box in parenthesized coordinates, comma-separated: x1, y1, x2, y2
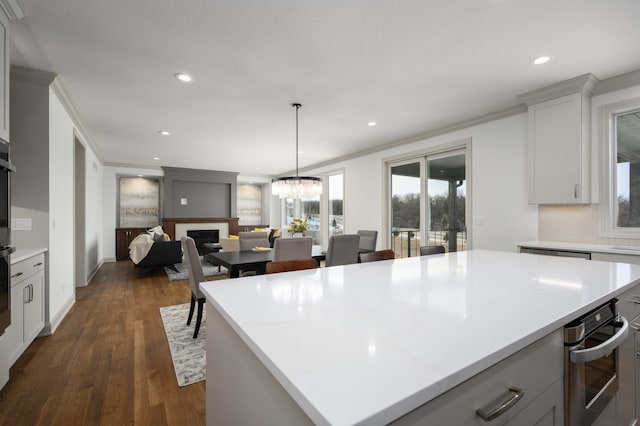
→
(565, 299, 629, 426)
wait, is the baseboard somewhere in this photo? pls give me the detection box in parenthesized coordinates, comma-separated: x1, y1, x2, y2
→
(103, 257, 116, 263)
(87, 260, 103, 284)
(39, 295, 75, 337)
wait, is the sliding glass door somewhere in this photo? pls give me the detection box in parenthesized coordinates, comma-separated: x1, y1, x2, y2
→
(390, 160, 423, 257)
(426, 150, 467, 252)
(388, 144, 469, 257)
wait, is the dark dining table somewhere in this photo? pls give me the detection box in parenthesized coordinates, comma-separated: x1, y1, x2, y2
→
(204, 245, 326, 278)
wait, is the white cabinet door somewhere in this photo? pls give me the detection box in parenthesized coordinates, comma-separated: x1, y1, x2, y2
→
(528, 92, 590, 204)
(0, 10, 8, 142)
(22, 271, 44, 344)
(7, 283, 24, 365)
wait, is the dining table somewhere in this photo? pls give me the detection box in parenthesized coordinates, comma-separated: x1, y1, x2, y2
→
(205, 245, 326, 278)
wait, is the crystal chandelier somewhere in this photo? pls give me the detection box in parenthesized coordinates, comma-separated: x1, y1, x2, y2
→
(271, 103, 322, 199)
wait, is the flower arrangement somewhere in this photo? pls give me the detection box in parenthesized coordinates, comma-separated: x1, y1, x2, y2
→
(288, 217, 308, 234)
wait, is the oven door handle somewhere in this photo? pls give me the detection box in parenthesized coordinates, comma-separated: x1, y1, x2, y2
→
(570, 316, 629, 363)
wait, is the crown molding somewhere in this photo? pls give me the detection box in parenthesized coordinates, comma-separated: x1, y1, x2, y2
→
(290, 104, 526, 176)
(517, 73, 600, 106)
(10, 65, 56, 85)
(0, 0, 27, 20)
(593, 69, 640, 96)
(50, 78, 105, 165)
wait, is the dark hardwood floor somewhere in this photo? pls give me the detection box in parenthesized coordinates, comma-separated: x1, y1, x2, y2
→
(0, 261, 214, 425)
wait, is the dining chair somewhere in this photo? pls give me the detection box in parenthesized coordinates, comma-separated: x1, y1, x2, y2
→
(181, 236, 206, 339)
(238, 231, 270, 250)
(359, 249, 395, 263)
(356, 230, 378, 252)
(220, 237, 240, 252)
(266, 258, 318, 274)
(325, 234, 360, 267)
(273, 236, 313, 261)
(420, 245, 446, 256)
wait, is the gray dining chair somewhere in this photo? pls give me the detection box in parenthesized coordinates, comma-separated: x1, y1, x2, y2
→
(273, 236, 313, 261)
(181, 236, 205, 339)
(238, 231, 270, 250)
(325, 234, 360, 267)
(420, 245, 446, 256)
(357, 230, 378, 252)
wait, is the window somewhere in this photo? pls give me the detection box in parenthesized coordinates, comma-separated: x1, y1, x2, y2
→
(328, 173, 344, 238)
(601, 99, 640, 237)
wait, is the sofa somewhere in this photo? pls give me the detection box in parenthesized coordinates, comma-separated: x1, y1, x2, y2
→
(129, 228, 182, 276)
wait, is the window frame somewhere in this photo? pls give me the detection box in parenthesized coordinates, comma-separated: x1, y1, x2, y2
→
(599, 97, 640, 238)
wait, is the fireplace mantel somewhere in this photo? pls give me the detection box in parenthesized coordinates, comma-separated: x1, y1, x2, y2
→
(163, 217, 239, 240)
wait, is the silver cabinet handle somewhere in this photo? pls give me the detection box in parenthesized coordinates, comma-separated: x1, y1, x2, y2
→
(12, 271, 23, 279)
(33, 262, 43, 267)
(570, 317, 629, 363)
(574, 184, 578, 198)
(30, 284, 34, 302)
(476, 387, 524, 421)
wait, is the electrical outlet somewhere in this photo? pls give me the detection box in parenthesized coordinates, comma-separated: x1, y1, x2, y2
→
(180, 198, 188, 205)
(12, 218, 32, 230)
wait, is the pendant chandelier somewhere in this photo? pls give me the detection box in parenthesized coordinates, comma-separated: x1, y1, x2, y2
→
(271, 103, 323, 199)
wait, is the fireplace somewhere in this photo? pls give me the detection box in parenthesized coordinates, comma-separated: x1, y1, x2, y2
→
(187, 229, 220, 255)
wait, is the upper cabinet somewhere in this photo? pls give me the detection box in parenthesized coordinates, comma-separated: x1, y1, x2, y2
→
(0, 8, 9, 142)
(0, 0, 28, 143)
(518, 74, 598, 204)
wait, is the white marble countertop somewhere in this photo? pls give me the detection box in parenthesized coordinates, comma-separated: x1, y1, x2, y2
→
(11, 248, 47, 265)
(517, 240, 640, 256)
(200, 249, 640, 425)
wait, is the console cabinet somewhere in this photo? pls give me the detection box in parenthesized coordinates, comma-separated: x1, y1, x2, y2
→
(4, 252, 45, 366)
(115, 227, 147, 260)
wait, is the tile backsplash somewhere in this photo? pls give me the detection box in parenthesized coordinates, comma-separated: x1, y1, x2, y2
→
(539, 204, 640, 247)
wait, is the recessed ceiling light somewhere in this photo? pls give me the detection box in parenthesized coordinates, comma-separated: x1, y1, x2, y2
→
(174, 72, 192, 82)
(137, 174, 144, 177)
(158, 130, 170, 136)
(532, 55, 552, 65)
(153, 157, 160, 161)
(367, 121, 377, 126)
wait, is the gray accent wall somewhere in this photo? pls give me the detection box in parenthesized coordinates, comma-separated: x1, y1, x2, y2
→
(162, 167, 238, 218)
(10, 74, 52, 249)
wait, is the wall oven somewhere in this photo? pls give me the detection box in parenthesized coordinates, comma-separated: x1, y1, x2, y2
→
(565, 299, 629, 426)
(0, 138, 14, 337)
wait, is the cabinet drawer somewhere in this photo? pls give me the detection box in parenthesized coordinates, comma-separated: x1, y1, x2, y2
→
(392, 330, 564, 425)
(11, 253, 45, 286)
(618, 283, 640, 321)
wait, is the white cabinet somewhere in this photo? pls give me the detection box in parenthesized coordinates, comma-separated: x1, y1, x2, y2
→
(0, 8, 8, 142)
(391, 330, 564, 425)
(4, 253, 45, 366)
(518, 74, 597, 205)
(527, 92, 590, 204)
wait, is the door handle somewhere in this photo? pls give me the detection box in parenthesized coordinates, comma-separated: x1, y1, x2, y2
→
(570, 317, 629, 363)
(476, 387, 524, 421)
(12, 271, 23, 279)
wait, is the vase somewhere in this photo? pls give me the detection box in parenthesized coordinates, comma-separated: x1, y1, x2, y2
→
(292, 232, 303, 238)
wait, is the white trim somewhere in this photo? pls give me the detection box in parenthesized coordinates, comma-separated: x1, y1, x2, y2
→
(599, 98, 640, 239)
(39, 294, 75, 337)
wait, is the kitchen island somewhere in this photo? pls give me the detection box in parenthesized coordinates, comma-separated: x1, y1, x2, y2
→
(200, 250, 640, 425)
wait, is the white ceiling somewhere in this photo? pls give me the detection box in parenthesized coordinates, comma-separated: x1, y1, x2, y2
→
(8, 0, 640, 176)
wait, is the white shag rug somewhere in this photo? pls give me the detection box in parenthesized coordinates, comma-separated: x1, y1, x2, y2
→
(160, 303, 206, 387)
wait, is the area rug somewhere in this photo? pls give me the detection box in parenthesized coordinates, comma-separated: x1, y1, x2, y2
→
(160, 303, 206, 387)
(164, 257, 227, 281)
